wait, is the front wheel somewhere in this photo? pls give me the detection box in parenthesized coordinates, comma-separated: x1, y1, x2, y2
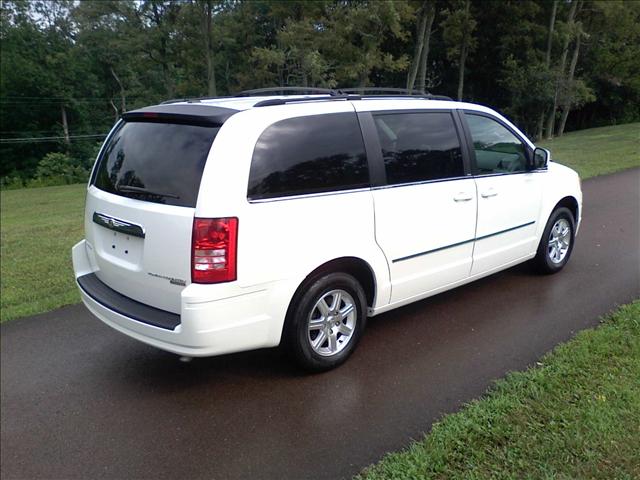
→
(285, 272, 367, 372)
(533, 207, 576, 274)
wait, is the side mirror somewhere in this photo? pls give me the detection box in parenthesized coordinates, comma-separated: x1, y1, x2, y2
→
(532, 147, 550, 169)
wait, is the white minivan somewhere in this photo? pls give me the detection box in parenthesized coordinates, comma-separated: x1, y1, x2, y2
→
(72, 88, 582, 371)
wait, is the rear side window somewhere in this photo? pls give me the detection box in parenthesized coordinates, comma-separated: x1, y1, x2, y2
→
(373, 112, 464, 185)
(247, 113, 369, 200)
(93, 121, 219, 207)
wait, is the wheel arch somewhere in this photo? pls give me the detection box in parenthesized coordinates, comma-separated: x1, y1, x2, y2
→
(553, 195, 579, 223)
(535, 194, 580, 250)
(284, 257, 377, 326)
(300, 257, 376, 309)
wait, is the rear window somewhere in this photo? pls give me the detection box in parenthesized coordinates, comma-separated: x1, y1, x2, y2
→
(247, 113, 369, 200)
(93, 121, 219, 207)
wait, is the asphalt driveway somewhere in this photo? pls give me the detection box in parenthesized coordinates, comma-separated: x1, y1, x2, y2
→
(2, 168, 639, 480)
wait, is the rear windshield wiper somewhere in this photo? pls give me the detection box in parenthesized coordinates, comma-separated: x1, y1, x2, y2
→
(116, 185, 180, 199)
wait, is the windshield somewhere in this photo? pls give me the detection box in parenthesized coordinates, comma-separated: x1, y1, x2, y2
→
(92, 121, 219, 207)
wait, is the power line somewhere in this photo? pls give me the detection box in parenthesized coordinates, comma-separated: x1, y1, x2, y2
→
(0, 100, 118, 105)
(1, 95, 150, 100)
(0, 134, 107, 144)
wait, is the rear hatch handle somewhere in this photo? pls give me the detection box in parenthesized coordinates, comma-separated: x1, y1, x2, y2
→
(93, 212, 145, 238)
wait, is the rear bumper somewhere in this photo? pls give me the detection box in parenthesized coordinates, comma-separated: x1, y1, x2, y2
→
(78, 273, 181, 330)
(72, 240, 286, 357)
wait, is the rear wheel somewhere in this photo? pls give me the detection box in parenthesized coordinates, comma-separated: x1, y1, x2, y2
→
(285, 272, 367, 371)
(533, 207, 576, 274)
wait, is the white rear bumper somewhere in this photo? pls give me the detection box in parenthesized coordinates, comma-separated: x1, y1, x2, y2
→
(73, 240, 287, 357)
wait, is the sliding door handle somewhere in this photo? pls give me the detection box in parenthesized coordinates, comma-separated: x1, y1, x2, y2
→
(481, 189, 498, 198)
(453, 192, 474, 202)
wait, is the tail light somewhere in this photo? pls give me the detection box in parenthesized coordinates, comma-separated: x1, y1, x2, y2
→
(192, 217, 238, 283)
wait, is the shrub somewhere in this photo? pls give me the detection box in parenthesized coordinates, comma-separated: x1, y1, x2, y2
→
(35, 152, 89, 185)
(0, 175, 26, 190)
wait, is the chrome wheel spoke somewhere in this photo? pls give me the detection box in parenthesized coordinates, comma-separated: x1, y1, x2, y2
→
(330, 291, 342, 312)
(339, 303, 354, 319)
(312, 330, 327, 350)
(317, 298, 331, 316)
(308, 317, 325, 331)
(338, 323, 353, 336)
(327, 332, 338, 353)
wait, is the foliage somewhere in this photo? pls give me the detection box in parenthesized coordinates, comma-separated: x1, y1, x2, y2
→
(357, 300, 640, 479)
(1, 0, 640, 182)
(440, 0, 476, 65)
(35, 152, 88, 183)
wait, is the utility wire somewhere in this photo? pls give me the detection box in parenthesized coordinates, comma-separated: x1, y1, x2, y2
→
(0, 134, 107, 144)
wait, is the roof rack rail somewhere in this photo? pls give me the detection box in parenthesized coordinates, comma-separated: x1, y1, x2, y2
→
(160, 96, 230, 105)
(236, 87, 340, 97)
(339, 87, 453, 101)
(253, 94, 360, 107)
(339, 87, 422, 95)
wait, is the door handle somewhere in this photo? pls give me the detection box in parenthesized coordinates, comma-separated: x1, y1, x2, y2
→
(453, 192, 473, 202)
(481, 189, 498, 198)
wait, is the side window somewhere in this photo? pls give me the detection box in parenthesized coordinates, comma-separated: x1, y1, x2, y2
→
(247, 113, 369, 200)
(465, 113, 527, 174)
(372, 112, 464, 185)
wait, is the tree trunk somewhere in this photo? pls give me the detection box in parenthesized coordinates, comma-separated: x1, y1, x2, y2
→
(110, 66, 126, 112)
(538, 0, 558, 140)
(358, 71, 368, 88)
(109, 99, 119, 123)
(545, 0, 578, 139)
(203, 0, 216, 96)
(406, 2, 429, 91)
(151, 2, 174, 98)
(535, 116, 544, 141)
(557, 29, 582, 136)
(61, 104, 70, 146)
(545, 0, 558, 66)
(456, 0, 471, 101)
(457, 43, 467, 101)
(416, 3, 435, 93)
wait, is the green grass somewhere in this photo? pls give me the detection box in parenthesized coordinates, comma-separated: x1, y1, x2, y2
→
(0, 123, 638, 323)
(357, 301, 640, 480)
(0, 184, 86, 322)
(539, 122, 640, 179)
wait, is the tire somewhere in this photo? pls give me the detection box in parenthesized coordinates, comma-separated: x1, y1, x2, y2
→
(533, 207, 576, 274)
(284, 272, 367, 372)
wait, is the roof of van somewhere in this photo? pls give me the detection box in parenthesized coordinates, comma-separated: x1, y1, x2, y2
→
(161, 94, 458, 110)
(122, 94, 494, 127)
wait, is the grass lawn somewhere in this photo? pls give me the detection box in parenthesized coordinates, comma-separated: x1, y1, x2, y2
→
(539, 122, 639, 179)
(357, 301, 640, 480)
(0, 122, 638, 323)
(0, 184, 86, 322)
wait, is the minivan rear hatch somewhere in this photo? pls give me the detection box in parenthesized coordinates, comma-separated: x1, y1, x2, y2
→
(84, 104, 236, 315)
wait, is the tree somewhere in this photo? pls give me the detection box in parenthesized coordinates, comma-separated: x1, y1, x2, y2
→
(325, 1, 411, 88)
(250, 2, 335, 89)
(137, 0, 182, 98)
(407, 1, 436, 92)
(536, 0, 558, 140)
(441, 0, 476, 100)
(556, 15, 591, 136)
(545, 0, 579, 139)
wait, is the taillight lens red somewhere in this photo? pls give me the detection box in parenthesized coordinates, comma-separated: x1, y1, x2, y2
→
(191, 217, 238, 284)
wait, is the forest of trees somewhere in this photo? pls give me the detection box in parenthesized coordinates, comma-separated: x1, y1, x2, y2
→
(1, 0, 639, 185)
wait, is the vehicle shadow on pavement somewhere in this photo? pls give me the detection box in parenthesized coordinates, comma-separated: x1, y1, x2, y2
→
(105, 260, 547, 392)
